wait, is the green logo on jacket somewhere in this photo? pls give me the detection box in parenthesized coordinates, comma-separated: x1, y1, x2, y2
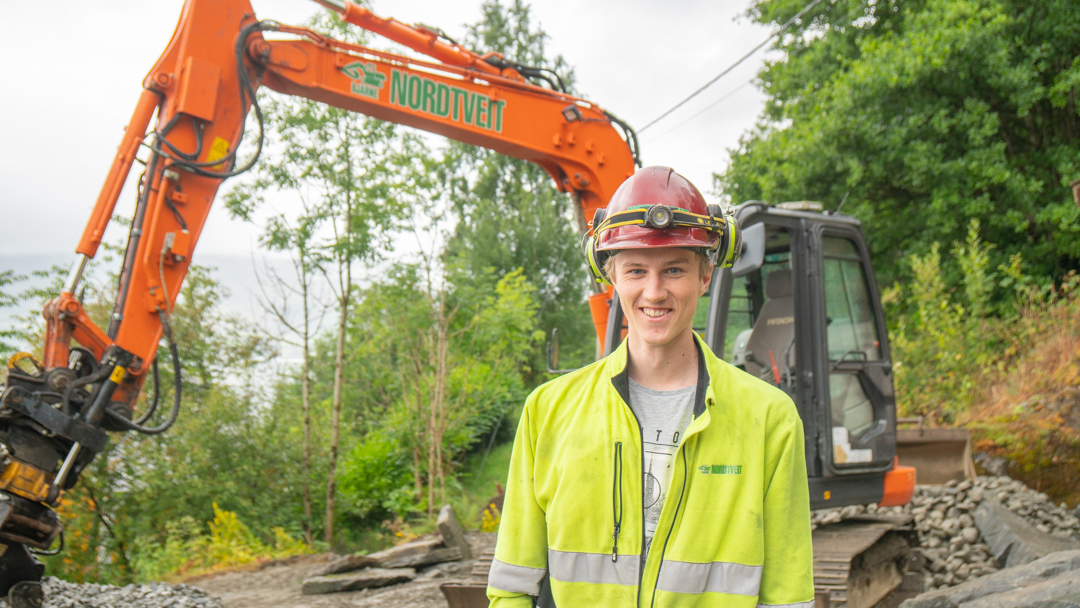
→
(699, 465, 742, 475)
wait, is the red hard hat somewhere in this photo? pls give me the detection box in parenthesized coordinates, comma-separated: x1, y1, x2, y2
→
(595, 166, 720, 252)
(584, 166, 740, 286)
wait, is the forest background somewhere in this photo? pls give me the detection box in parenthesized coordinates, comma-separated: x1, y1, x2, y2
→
(0, 0, 1078, 584)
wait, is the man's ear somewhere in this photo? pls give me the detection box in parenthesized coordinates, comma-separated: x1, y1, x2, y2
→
(699, 265, 714, 296)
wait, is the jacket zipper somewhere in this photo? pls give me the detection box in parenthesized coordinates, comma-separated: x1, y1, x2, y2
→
(649, 443, 690, 608)
(619, 397, 647, 608)
(631, 413, 647, 608)
(612, 441, 623, 561)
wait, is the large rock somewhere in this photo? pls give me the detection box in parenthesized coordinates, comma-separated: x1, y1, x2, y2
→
(899, 550, 1080, 608)
(314, 506, 471, 578)
(370, 537, 465, 569)
(962, 569, 1080, 608)
(1039, 592, 1080, 608)
(317, 553, 378, 576)
(301, 567, 416, 595)
(975, 499, 1080, 568)
(439, 504, 473, 560)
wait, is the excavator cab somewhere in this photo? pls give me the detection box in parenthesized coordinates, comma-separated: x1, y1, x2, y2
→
(605, 200, 904, 509)
(707, 201, 902, 509)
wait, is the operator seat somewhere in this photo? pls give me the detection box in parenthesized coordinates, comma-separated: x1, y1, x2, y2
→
(743, 269, 795, 384)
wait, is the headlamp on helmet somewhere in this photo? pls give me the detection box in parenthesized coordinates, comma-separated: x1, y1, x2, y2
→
(645, 205, 674, 229)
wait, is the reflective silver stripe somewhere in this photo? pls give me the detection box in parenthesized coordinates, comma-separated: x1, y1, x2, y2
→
(488, 558, 547, 596)
(548, 549, 640, 586)
(756, 602, 815, 608)
(656, 559, 763, 595)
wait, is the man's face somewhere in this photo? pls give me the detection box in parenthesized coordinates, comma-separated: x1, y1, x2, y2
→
(611, 247, 712, 349)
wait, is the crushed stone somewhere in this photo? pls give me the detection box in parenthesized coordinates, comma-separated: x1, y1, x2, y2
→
(813, 475, 1080, 593)
(2, 577, 226, 608)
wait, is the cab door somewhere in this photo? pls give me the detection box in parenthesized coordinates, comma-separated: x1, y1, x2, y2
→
(705, 213, 819, 476)
(809, 227, 896, 475)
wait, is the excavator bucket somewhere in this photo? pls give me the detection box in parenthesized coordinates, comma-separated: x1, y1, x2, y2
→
(895, 418, 977, 485)
(440, 549, 493, 608)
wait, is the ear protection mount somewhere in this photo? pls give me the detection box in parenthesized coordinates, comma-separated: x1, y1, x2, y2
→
(583, 207, 612, 285)
(583, 204, 741, 286)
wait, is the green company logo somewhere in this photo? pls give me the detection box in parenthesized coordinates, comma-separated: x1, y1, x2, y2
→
(341, 62, 386, 100)
(699, 465, 742, 475)
(389, 68, 506, 133)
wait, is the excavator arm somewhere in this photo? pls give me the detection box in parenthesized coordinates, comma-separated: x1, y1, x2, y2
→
(0, 0, 635, 601)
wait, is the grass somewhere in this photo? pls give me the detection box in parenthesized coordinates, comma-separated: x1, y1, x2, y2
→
(959, 283, 1080, 507)
(454, 440, 514, 530)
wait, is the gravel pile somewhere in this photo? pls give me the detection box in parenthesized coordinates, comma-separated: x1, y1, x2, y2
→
(19, 577, 225, 608)
(811, 476, 1080, 593)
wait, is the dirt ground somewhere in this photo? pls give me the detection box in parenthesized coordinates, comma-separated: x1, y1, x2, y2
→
(190, 532, 496, 608)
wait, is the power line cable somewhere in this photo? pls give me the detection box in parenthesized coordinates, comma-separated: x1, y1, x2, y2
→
(639, 0, 825, 133)
(644, 80, 754, 145)
(644, 0, 875, 155)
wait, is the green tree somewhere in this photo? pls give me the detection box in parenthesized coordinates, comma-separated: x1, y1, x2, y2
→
(0, 269, 29, 359)
(718, 0, 1080, 290)
(225, 10, 431, 544)
(230, 199, 325, 544)
(440, 0, 595, 374)
(343, 263, 539, 518)
(45, 267, 291, 582)
(0, 265, 68, 360)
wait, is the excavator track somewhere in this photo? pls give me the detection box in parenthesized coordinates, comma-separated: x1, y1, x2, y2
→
(812, 514, 919, 608)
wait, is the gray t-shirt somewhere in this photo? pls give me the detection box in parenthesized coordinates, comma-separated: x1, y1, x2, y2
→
(628, 379, 696, 558)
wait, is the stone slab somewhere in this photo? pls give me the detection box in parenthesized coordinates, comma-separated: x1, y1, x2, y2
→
(369, 537, 464, 569)
(317, 553, 378, 576)
(899, 550, 1080, 608)
(975, 499, 1080, 568)
(301, 567, 416, 595)
(961, 569, 1080, 608)
(1037, 592, 1080, 608)
(438, 504, 473, 560)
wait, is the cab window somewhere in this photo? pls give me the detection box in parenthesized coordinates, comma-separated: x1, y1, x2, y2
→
(822, 237, 881, 361)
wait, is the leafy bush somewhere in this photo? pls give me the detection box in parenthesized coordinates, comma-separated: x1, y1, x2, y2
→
(962, 272, 1080, 505)
(337, 433, 416, 523)
(887, 219, 1080, 505)
(480, 503, 501, 533)
(888, 220, 1006, 422)
(129, 504, 310, 582)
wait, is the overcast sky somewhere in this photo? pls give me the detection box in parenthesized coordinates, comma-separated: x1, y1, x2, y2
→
(0, 0, 774, 315)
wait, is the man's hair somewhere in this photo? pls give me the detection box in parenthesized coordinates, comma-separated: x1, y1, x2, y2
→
(603, 249, 714, 282)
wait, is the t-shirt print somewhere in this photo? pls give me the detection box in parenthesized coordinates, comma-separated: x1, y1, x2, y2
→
(628, 379, 695, 558)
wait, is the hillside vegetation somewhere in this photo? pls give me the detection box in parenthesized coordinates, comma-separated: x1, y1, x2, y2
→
(0, 0, 1076, 586)
(725, 0, 1080, 505)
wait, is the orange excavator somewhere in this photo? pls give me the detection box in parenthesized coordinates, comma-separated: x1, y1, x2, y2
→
(0, 1, 919, 606)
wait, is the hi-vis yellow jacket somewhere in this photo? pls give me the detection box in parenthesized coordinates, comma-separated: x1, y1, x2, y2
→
(487, 335, 814, 608)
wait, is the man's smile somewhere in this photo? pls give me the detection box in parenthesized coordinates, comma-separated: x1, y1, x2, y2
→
(640, 307, 672, 319)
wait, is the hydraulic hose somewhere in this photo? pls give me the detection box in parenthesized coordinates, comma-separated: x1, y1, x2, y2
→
(105, 312, 181, 435)
(60, 364, 114, 417)
(105, 341, 180, 435)
(134, 356, 161, 425)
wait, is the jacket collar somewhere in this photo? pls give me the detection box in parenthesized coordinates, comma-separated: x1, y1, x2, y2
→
(607, 333, 713, 419)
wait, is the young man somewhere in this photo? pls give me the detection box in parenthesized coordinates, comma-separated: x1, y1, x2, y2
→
(488, 167, 814, 608)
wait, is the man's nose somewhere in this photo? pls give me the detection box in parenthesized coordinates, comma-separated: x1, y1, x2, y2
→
(643, 272, 666, 301)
